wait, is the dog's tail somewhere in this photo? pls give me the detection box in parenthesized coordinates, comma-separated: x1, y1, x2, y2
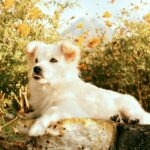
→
(142, 112, 150, 124)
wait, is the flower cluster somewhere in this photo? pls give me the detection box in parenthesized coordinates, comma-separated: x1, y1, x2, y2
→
(76, 23, 84, 29)
(17, 23, 30, 37)
(143, 13, 150, 23)
(3, 0, 15, 9)
(88, 37, 101, 48)
(102, 11, 112, 18)
(28, 7, 44, 20)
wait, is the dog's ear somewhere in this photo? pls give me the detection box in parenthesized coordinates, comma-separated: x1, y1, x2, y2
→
(60, 41, 80, 62)
(25, 41, 44, 61)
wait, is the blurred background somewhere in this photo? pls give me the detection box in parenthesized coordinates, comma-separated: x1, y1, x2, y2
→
(0, 0, 150, 119)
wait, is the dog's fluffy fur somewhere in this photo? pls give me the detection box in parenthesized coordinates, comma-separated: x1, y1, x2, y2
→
(26, 41, 150, 137)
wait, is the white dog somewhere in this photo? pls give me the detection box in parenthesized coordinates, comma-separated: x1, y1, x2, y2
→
(25, 41, 150, 137)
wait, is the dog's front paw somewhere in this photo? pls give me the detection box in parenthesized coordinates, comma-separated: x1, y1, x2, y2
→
(110, 114, 121, 123)
(29, 123, 46, 137)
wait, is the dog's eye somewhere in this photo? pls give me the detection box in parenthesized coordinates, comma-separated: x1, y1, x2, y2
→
(35, 58, 38, 63)
(50, 58, 58, 63)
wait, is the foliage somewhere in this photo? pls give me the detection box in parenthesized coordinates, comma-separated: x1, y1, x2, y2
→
(80, 21, 150, 111)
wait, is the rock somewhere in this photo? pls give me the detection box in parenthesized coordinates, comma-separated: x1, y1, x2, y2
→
(22, 119, 116, 150)
(0, 118, 116, 150)
(115, 124, 150, 150)
(1, 118, 150, 150)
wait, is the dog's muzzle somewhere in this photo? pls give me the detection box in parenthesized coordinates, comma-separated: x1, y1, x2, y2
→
(32, 66, 43, 80)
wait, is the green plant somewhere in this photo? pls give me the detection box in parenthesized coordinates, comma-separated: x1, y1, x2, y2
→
(0, 0, 74, 114)
(80, 21, 150, 111)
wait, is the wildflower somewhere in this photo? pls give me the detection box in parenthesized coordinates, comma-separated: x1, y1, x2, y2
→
(102, 11, 112, 18)
(143, 13, 150, 23)
(134, 5, 139, 10)
(75, 36, 85, 46)
(88, 37, 100, 48)
(76, 23, 84, 29)
(28, 7, 43, 20)
(83, 31, 89, 36)
(110, 0, 115, 4)
(3, 0, 15, 9)
(105, 20, 112, 27)
(17, 23, 30, 37)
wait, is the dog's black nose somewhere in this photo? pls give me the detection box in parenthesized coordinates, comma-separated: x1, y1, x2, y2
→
(33, 66, 42, 74)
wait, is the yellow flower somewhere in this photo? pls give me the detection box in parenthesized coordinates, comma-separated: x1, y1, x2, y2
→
(76, 23, 84, 29)
(105, 20, 112, 27)
(3, 0, 15, 9)
(17, 23, 30, 37)
(110, 0, 115, 4)
(88, 37, 100, 48)
(75, 36, 85, 45)
(143, 13, 150, 23)
(28, 7, 43, 20)
(83, 31, 89, 36)
(134, 5, 139, 10)
(102, 11, 112, 18)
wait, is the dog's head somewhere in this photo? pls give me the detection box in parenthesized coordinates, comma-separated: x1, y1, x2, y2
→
(26, 41, 80, 84)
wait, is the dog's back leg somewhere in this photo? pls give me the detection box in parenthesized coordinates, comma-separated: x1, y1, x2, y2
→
(116, 95, 150, 124)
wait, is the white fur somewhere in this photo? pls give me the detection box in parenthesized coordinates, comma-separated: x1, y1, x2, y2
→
(26, 41, 150, 137)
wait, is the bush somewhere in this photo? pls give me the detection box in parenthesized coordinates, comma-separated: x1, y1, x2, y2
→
(80, 21, 150, 111)
(0, 0, 73, 114)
